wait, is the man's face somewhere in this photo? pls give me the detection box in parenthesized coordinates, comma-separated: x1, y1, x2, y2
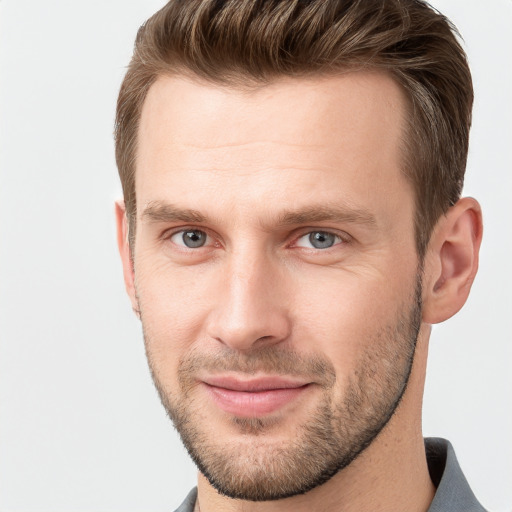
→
(130, 72, 422, 500)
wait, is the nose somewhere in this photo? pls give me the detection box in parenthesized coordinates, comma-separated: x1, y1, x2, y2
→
(206, 250, 292, 352)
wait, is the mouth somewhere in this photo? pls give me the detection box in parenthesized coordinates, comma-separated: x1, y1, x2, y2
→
(201, 375, 312, 417)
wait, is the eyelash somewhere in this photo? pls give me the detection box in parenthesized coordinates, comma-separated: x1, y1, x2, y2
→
(294, 231, 345, 250)
(167, 228, 217, 249)
(164, 227, 350, 251)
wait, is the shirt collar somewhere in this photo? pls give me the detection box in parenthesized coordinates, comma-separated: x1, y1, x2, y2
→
(425, 437, 487, 512)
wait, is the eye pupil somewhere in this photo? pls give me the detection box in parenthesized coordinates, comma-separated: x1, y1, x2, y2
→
(309, 231, 336, 249)
(183, 230, 206, 248)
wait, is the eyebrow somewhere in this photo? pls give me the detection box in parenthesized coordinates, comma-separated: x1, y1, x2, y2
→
(142, 202, 206, 223)
(276, 205, 377, 228)
(141, 201, 377, 229)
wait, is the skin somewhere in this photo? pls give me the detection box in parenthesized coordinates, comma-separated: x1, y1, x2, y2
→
(116, 71, 482, 512)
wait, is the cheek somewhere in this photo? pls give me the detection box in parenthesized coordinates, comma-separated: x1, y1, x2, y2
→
(290, 266, 414, 376)
(134, 259, 217, 380)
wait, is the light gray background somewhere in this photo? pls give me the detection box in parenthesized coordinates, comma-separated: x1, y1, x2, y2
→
(0, 1, 510, 511)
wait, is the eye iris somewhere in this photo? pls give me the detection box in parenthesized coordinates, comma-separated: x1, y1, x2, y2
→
(183, 230, 206, 248)
(309, 231, 336, 249)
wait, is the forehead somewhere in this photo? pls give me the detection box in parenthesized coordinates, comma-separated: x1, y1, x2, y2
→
(136, 71, 412, 226)
(139, 70, 408, 153)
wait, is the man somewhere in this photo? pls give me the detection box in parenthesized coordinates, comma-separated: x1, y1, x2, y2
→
(114, 0, 485, 510)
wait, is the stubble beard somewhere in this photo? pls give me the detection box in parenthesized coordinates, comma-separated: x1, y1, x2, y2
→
(141, 275, 423, 501)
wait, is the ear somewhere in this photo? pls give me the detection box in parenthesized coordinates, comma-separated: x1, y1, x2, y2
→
(422, 197, 483, 324)
(115, 200, 140, 318)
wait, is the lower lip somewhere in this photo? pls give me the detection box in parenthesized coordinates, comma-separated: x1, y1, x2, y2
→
(203, 384, 310, 417)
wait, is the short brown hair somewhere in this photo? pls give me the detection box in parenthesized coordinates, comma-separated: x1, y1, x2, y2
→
(115, 0, 473, 257)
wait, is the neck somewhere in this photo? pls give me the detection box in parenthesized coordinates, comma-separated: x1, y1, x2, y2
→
(196, 326, 435, 512)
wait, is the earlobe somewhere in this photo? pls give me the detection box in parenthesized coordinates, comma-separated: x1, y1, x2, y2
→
(115, 200, 140, 318)
(422, 197, 483, 324)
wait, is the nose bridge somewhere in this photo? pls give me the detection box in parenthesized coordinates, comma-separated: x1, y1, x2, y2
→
(207, 241, 290, 350)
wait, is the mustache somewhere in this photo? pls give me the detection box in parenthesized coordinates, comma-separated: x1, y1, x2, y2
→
(177, 345, 337, 388)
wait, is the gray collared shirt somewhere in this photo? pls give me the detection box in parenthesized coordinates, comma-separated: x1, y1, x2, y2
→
(425, 438, 487, 511)
(174, 438, 487, 511)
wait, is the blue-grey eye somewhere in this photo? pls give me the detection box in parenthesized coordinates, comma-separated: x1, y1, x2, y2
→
(309, 231, 336, 249)
(171, 229, 208, 248)
(296, 231, 340, 249)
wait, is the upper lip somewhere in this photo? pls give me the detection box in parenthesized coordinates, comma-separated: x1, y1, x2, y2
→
(202, 375, 311, 392)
